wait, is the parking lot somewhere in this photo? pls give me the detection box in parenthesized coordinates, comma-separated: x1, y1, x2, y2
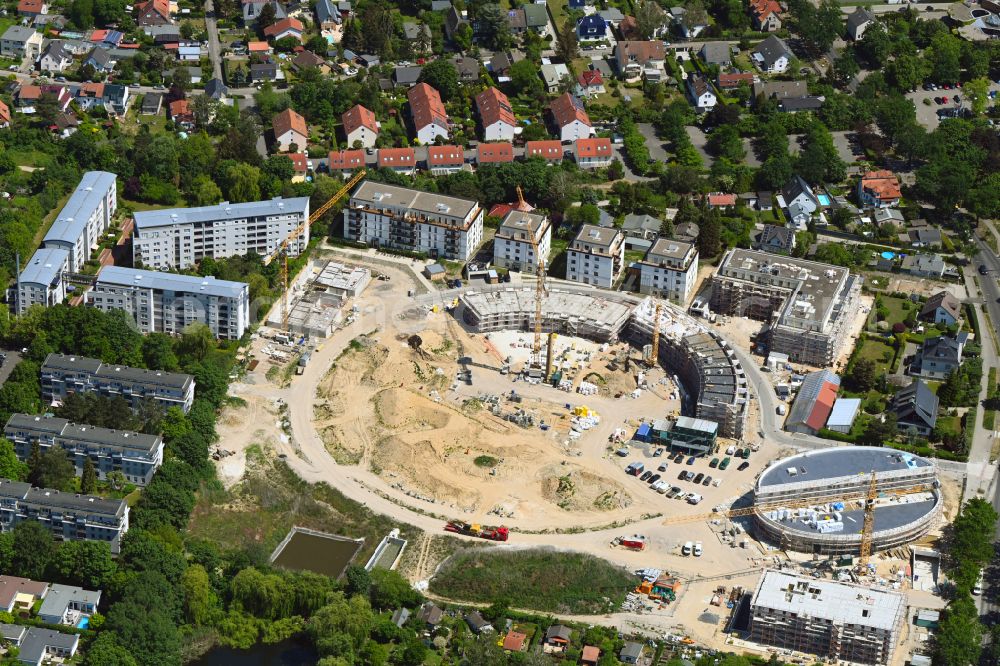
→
(907, 80, 1000, 129)
(0, 350, 21, 388)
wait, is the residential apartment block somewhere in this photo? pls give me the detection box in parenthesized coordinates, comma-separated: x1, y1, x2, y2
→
(709, 249, 863, 367)
(41, 171, 118, 273)
(4, 413, 164, 486)
(749, 570, 904, 665)
(344, 181, 484, 261)
(492, 211, 551, 273)
(132, 197, 310, 270)
(565, 224, 624, 288)
(0, 479, 129, 553)
(13, 247, 70, 314)
(41, 353, 196, 413)
(637, 238, 699, 304)
(86, 266, 250, 340)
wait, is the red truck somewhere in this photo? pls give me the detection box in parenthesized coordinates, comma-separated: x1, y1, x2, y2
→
(444, 520, 509, 541)
(614, 535, 647, 551)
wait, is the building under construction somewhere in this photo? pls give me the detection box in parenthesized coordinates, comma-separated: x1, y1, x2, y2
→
(709, 249, 863, 367)
(629, 299, 748, 439)
(459, 287, 632, 342)
(748, 570, 905, 665)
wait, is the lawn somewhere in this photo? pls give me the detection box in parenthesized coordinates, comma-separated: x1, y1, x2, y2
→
(872, 295, 916, 329)
(856, 337, 895, 374)
(429, 548, 634, 614)
(31, 190, 73, 247)
(547, 236, 569, 279)
(547, 0, 569, 29)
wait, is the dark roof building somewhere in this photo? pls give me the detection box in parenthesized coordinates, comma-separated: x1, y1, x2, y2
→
(892, 379, 938, 436)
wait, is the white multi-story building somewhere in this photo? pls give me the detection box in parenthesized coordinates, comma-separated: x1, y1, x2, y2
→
(637, 238, 699, 304)
(14, 247, 69, 314)
(132, 197, 310, 270)
(565, 224, 624, 288)
(344, 181, 483, 261)
(476, 87, 516, 142)
(86, 266, 250, 340)
(41, 171, 117, 273)
(492, 211, 551, 273)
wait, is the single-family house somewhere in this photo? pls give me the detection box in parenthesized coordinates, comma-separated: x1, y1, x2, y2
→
(168, 98, 194, 128)
(451, 56, 480, 82)
(892, 379, 938, 437)
(416, 602, 443, 628)
(718, 72, 756, 89)
(615, 40, 665, 78)
(13, 627, 80, 666)
(377, 147, 416, 174)
(576, 69, 605, 97)
(902, 253, 946, 278)
(573, 137, 615, 169)
(134, 0, 171, 25)
(392, 65, 423, 88)
(549, 92, 593, 142)
(544, 624, 572, 651)
(540, 63, 566, 92)
(315, 0, 338, 29)
(908, 226, 943, 248)
(390, 608, 410, 628)
(707, 192, 737, 208)
(756, 224, 795, 253)
(37, 584, 101, 625)
(476, 86, 516, 142)
(1, 26, 43, 59)
(622, 214, 662, 240)
(699, 42, 731, 67)
(288, 153, 309, 182)
(75, 82, 106, 111)
(250, 62, 278, 82)
(444, 6, 470, 41)
(342, 104, 379, 149)
(523, 4, 548, 32)
(598, 7, 625, 26)
(83, 46, 115, 72)
(0, 100, 10, 128)
(408, 82, 449, 144)
(427, 145, 465, 175)
(919, 291, 961, 326)
(273, 108, 308, 151)
(248, 40, 272, 55)
(782, 175, 819, 227)
(0, 577, 47, 614)
(911, 335, 964, 379)
(858, 170, 901, 208)
(327, 149, 365, 177)
(504, 8, 527, 35)
(620, 641, 645, 664)
(264, 17, 305, 42)
(675, 220, 698, 242)
(686, 75, 717, 110)
(874, 208, 905, 227)
(141, 92, 163, 115)
(402, 21, 432, 42)
(847, 6, 875, 41)
(576, 14, 607, 41)
(581, 646, 601, 665)
(39, 41, 73, 73)
(17, 0, 47, 18)
(204, 78, 228, 100)
(670, 6, 706, 38)
(243, 0, 286, 25)
(465, 611, 494, 634)
(525, 140, 564, 163)
(751, 35, 791, 73)
(292, 49, 329, 73)
(477, 142, 515, 165)
(502, 631, 528, 652)
(749, 0, 782, 31)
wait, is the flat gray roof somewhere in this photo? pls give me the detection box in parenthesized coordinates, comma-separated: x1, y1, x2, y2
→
(133, 196, 309, 230)
(42, 353, 194, 391)
(644, 237, 694, 263)
(18, 247, 69, 287)
(766, 498, 938, 537)
(752, 570, 904, 631)
(758, 447, 933, 489)
(95, 266, 247, 299)
(571, 224, 622, 251)
(43, 171, 116, 247)
(350, 181, 478, 220)
(718, 248, 848, 316)
(24, 487, 126, 518)
(38, 583, 101, 618)
(675, 415, 719, 434)
(6, 413, 162, 455)
(495, 211, 549, 241)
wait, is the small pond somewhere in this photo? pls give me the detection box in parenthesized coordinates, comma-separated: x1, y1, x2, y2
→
(191, 638, 319, 666)
(269, 527, 364, 579)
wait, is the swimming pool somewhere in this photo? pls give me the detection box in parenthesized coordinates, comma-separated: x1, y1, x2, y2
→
(817, 194, 832, 206)
(76, 617, 89, 629)
(881, 251, 896, 260)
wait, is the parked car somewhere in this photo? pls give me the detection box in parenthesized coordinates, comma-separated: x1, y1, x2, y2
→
(684, 471, 695, 482)
(693, 473, 704, 484)
(653, 447, 664, 457)
(657, 463, 668, 472)
(709, 458, 719, 468)
(686, 456, 696, 465)
(682, 541, 693, 556)
(687, 493, 703, 505)
(702, 475, 712, 486)
(640, 471, 652, 481)
(666, 486, 681, 498)
(648, 473, 661, 484)
(678, 470, 689, 481)
(693, 541, 703, 556)
(738, 461, 751, 471)
(980, 264, 989, 275)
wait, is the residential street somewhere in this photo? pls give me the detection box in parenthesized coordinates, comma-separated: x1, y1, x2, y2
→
(204, 0, 224, 81)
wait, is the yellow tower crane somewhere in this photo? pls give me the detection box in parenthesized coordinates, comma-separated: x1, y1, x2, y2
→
(858, 470, 879, 571)
(648, 301, 662, 367)
(265, 169, 366, 331)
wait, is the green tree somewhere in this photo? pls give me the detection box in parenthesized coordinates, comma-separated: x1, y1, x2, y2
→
(796, 122, 845, 184)
(555, 20, 579, 63)
(256, 1, 276, 30)
(858, 413, 897, 447)
(81, 457, 97, 494)
(508, 60, 544, 99)
(141, 334, 180, 372)
(476, 3, 512, 51)
(706, 125, 744, 162)
(927, 32, 961, 84)
(84, 634, 140, 666)
(51, 540, 117, 589)
(963, 77, 990, 115)
(417, 59, 460, 102)
(10, 522, 55, 580)
(29, 447, 76, 491)
(0, 438, 28, 481)
(849, 358, 877, 392)
(698, 207, 722, 259)
(933, 593, 981, 666)
(222, 163, 262, 203)
(181, 564, 219, 625)
(635, 0, 667, 39)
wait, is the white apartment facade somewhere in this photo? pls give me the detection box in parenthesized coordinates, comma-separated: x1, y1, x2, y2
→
(132, 197, 310, 270)
(86, 266, 250, 340)
(344, 181, 483, 261)
(565, 224, 625, 288)
(492, 211, 551, 273)
(14, 247, 69, 314)
(637, 238, 699, 304)
(41, 171, 117, 273)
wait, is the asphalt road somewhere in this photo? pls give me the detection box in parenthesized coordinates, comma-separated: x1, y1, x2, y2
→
(204, 0, 223, 81)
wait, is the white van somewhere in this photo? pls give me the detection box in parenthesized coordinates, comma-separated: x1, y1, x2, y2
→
(682, 541, 693, 556)
(687, 493, 703, 505)
(694, 542, 703, 557)
(974, 568, 985, 595)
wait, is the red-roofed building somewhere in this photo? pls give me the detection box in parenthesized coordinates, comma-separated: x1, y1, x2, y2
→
(549, 93, 592, 142)
(248, 41, 271, 54)
(525, 140, 564, 163)
(342, 104, 379, 149)
(749, 0, 782, 31)
(427, 145, 465, 175)
(581, 646, 601, 665)
(272, 108, 308, 151)
(328, 149, 365, 177)
(288, 152, 309, 181)
(475, 86, 516, 142)
(573, 137, 613, 169)
(408, 82, 449, 144)
(707, 192, 737, 208)
(717, 72, 755, 89)
(17, 0, 47, 18)
(858, 170, 901, 208)
(263, 17, 304, 41)
(169, 99, 194, 128)
(378, 147, 416, 174)
(576, 69, 605, 97)
(476, 142, 514, 165)
(0, 100, 10, 128)
(786, 369, 840, 435)
(502, 632, 527, 652)
(134, 0, 171, 25)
